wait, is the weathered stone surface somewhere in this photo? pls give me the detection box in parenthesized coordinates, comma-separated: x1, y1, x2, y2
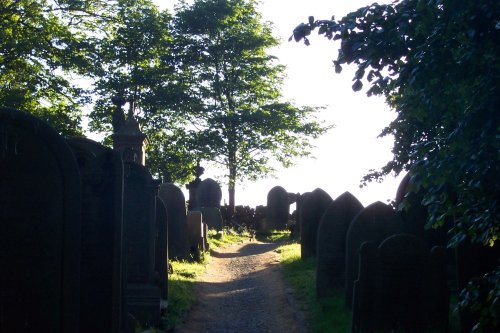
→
(197, 178, 222, 208)
(316, 192, 363, 298)
(352, 234, 449, 332)
(187, 211, 204, 260)
(266, 186, 289, 230)
(123, 161, 161, 327)
(295, 192, 311, 240)
(159, 183, 189, 260)
(202, 222, 210, 251)
(155, 197, 168, 300)
(300, 188, 334, 259)
(200, 206, 224, 231)
(0, 108, 81, 332)
(345, 201, 404, 308)
(67, 137, 125, 333)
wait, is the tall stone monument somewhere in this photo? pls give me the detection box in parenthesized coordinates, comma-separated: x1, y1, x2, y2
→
(111, 96, 147, 166)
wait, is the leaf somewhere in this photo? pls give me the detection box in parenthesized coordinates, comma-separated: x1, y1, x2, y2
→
(352, 79, 363, 91)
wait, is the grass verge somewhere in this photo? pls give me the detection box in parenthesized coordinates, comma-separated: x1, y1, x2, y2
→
(276, 242, 351, 333)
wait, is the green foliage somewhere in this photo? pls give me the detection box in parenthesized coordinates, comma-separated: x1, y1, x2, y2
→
(276, 242, 351, 332)
(291, 0, 499, 328)
(0, 0, 113, 135)
(88, 0, 198, 184)
(173, 0, 331, 209)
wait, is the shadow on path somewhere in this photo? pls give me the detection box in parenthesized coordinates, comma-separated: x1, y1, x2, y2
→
(174, 241, 307, 333)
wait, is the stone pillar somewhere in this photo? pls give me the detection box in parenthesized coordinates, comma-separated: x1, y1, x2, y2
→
(111, 97, 147, 166)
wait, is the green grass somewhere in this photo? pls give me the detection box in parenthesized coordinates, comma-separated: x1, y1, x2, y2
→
(163, 259, 206, 330)
(256, 229, 292, 243)
(275, 242, 352, 333)
(207, 227, 250, 249)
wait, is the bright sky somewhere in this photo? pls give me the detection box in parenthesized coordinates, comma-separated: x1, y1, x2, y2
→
(155, 0, 404, 208)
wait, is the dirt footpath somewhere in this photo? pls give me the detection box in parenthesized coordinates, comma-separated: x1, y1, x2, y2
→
(174, 240, 308, 333)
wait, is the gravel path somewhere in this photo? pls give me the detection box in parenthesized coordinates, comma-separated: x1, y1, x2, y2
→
(174, 240, 308, 333)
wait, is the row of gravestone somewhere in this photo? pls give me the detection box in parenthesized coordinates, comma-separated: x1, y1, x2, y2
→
(0, 108, 223, 333)
(267, 178, 499, 333)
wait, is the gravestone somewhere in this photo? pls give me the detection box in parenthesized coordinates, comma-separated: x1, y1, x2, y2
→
(158, 183, 189, 259)
(395, 173, 449, 247)
(345, 201, 404, 308)
(67, 137, 125, 333)
(352, 234, 449, 332)
(0, 108, 81, 332)
(197, 178, 222, 208)
(300, 188, 334, 259)
(316, 192, 363, 298)
(455, 240, 500, 332)
(200, 206, 224, 231)
(123, 161, 161, 328)
(155, 197, 169, 300)
(187, 211, 204, 260)
(186, 163, 204, 210)
(203, 222, 210, 251)
(266, 186, 289, 230)
(295, 192, 311, 240)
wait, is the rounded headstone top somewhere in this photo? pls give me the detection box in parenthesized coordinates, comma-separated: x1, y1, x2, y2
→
(395, 173, 411, 207)
(159, 183, 186, 211)
(197, 178, 222, 208)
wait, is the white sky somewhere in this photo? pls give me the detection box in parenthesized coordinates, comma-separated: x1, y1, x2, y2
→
(154, 0, 404, 208)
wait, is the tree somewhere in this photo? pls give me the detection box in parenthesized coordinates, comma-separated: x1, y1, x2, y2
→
(0, 0, 113, 136)
(292, 0, 499, 330)
(174, 0, 331, 212)
(89, 0, 199, 184)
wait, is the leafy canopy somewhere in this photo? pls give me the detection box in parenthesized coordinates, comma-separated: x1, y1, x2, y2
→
(292, 1, 499, 330)
(174, 0, 331, 208)
(0, 0, 114, 135)
(292, 0, 499, 247)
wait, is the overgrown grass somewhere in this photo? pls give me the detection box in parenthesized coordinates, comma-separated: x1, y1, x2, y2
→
(207, 227, 250, 249)
(164, 228, 250, 331)
(276, 242, 351, 333)
(163, 259, 206, 331)
(256, 229, 292, 243)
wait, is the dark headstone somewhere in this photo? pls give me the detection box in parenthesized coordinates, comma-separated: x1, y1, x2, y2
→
(316, 192, 363, 298)
(155, 197, 169, 300)
(123, 162, 161, 327)
(200, 206, 223, 231)
(158, 183, 189, 260)
(455, 240, 500, 332)
(197, 178, 222, 208)
(186, 162, 204, 210)
(395, 173, 449, 247)
(300, 188, 334, 259)
(345, 201, 404, 308)
(266, 186, 289, 230)
(295, 192, 311, 240)
(187, 211, 204, 260)
(203, 222, 210, 251)
(67, 137, 125, 333)
(0, 108, 81, 332)
(352, 234, 449, 332)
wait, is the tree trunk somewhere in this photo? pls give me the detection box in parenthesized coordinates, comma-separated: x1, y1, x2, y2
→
(228, 162, 236, 215)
